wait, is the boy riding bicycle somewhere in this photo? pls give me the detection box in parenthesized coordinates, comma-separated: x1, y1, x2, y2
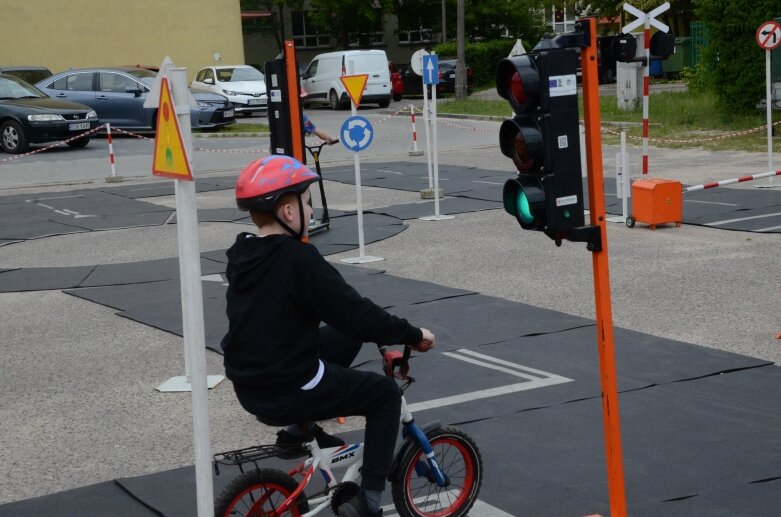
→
(222, 155, 435, 517)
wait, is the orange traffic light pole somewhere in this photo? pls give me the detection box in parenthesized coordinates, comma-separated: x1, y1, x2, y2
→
(579, 17, 628, 517)
(284, 39, 304, 163)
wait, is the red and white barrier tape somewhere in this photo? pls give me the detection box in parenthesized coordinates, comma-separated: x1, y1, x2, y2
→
(0, 123, 107, 163)
(601, 120, 781, 144)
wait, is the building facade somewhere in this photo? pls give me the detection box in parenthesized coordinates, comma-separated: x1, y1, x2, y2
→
(0, 0, 245, 79)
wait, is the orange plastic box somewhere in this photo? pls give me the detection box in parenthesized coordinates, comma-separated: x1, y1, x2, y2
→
(627, 178, 682, 230)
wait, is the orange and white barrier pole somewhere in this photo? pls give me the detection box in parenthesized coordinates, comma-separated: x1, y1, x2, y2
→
(409, 105, 423, 156)
(682, 169, 781, 193)
(105, 123, 123, 183)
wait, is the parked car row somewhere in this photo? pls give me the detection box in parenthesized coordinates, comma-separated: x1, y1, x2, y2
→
(397, 59, 475, 97)
(0, 65, 239, 154)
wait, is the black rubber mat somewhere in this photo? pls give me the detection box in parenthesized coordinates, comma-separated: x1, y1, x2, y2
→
(0, 480, 158, 517)
(0, 266, 95, 293)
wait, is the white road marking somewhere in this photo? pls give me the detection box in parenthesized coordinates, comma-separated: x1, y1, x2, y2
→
(382, 497, 514, 516)
(378, 169, 404, 175)
(407, 348, 572, 412)
(684, 199, 738, 207)
(706, 211, 781, 226)
(473, 180, 503, 185)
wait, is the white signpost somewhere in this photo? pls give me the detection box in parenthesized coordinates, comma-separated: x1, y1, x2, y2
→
(411, 49, 434, 194)
(145, 57, 219, 517)
(419, 52, 454, 222)
(339, 62, 383, 264)
(756, 20, 781, 188)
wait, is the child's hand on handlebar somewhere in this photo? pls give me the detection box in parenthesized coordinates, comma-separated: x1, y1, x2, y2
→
(326, 138, 339, 146)
(413, 328, 435, 352)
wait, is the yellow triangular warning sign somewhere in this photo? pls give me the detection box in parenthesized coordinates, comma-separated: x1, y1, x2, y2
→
(340, 74, 369, 107)
(152, 77, 193, 181)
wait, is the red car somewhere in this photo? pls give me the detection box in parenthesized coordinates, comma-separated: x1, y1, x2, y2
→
(389, 61, 404, 101)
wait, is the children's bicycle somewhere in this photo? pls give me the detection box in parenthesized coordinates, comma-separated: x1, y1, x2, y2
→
(213, 346, 483, 517)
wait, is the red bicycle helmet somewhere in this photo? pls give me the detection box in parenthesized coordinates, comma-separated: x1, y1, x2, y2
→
(235, 155, 319, 212)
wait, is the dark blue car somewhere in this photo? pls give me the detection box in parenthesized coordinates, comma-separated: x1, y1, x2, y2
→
(37, 67, 235, 132)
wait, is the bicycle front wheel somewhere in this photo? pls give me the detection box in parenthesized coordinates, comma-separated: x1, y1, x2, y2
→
(391, 426, 483, 517)
(215, 468, 309, 517)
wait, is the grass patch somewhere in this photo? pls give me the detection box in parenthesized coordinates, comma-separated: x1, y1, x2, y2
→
(439, 89, 778, 152)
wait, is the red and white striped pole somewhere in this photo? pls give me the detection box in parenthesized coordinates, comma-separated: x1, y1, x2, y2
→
(683, 169, 781, 193)
(642, 20, 651, 175)
(409, 104, 423, 156)
(105, 122, 123, 183)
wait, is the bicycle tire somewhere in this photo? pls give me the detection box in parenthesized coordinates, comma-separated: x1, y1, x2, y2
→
(214, 468, 309, 517)
(391, 426, 483, 517)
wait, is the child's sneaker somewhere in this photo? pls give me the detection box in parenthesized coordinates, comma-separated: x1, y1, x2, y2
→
(275, 424, 345, 459)
(336, 490, 382, 517)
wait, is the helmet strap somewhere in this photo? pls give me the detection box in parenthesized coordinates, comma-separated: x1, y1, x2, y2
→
(272, 192, 307, 240)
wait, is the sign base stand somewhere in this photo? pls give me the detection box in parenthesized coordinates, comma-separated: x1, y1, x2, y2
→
(340, 255, 384, 264)
(105, 175, 124, 183)
(156, 375, 225, 393)
(409, 149, 424, 156)
(420, 188, 444, 199)
(420, 214, 455, 221)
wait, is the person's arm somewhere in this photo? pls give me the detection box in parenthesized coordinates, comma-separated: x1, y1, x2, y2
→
(314, 127, 338, 144)
(294, 245, 424, 347)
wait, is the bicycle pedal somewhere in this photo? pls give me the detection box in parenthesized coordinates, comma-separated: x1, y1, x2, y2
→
(330, 481, 361, 514)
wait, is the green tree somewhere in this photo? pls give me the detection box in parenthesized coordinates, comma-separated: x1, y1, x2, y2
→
(697, 0, 777, 112)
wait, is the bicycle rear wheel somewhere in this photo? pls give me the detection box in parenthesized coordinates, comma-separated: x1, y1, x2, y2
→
(215, 468, 309, 517)
(391, 426, 482, 517)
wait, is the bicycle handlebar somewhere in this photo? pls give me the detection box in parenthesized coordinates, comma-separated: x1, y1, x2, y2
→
(304, 139, 339, 154)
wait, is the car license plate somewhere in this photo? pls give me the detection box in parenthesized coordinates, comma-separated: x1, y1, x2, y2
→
(69, 122, 90, 131)
(224, 109, 234, 118)
(247, 99, 265, 106)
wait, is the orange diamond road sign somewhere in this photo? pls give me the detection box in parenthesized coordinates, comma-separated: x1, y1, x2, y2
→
(340, 74, 369, 107)
(152, 77, 193, 181)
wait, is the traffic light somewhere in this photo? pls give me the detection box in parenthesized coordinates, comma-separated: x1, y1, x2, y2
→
(496, 48, 585, 242)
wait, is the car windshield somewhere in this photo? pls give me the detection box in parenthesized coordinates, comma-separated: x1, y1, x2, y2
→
(0, 75, 46, 100)
(220, 67, 264, 82)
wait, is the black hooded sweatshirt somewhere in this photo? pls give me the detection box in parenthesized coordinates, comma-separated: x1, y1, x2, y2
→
(222, 232, 423, 396)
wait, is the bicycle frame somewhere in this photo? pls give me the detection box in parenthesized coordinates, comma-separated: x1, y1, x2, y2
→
(269, 394, 447, 517)
(215, 346, 452, 517)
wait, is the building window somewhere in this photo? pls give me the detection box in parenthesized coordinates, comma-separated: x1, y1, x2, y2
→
(291, 11, 330, 48)
(552, 3, 577, 34)
(348, 12, 384, 47)
(398, 26, 433, 45)
(348, 30, 385, 47)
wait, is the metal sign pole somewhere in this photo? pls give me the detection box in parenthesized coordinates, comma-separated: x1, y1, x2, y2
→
(761, 49, 775, 187)
(340, 61, 382, 264)
(421, 52, 454, 222)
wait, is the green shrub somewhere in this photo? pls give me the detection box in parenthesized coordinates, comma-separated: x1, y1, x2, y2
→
(696, 0, 778, 112)
(432, 39, 518, 87)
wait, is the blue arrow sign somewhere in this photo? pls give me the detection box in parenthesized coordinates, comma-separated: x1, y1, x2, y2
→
(422, 54, 439, 85)
(340, 115, 374, 153)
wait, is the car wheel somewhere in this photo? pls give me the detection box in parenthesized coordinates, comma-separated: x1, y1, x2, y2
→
(1, 120, 29, 154)
(378, 99, 390, 108)
(329, 90, 339, 110)
(392, 94, 402, 102)
(67, 137, 90, 149)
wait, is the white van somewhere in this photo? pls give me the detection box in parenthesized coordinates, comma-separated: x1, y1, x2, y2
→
(301, 50, 391, 109)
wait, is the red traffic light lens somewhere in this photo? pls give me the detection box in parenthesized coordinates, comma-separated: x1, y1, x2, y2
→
(509, 71, 527, 107)
(499, 118, 543, 174)
(496, 56, 539, 113)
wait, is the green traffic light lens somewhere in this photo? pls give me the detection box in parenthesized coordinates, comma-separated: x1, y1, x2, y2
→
(563, 209, 571, 219)
(517, 190, 535, 225)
